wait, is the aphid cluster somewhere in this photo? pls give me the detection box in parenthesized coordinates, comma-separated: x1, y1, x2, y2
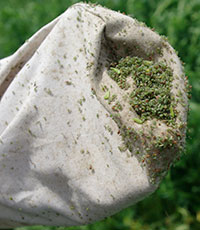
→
(108, 56, 176, 123)
(105, 55, 188, 183)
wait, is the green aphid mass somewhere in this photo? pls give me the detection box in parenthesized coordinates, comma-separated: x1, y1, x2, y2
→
(108, 56, 176, 123)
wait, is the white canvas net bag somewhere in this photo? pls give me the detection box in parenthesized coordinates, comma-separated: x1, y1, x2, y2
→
(0, 3, 188, 228)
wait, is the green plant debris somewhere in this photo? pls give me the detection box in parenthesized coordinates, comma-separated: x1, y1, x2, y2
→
(108, 56, 176, 123)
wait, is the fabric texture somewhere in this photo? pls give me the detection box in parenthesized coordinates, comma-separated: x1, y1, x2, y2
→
(0, 3, 188, 228)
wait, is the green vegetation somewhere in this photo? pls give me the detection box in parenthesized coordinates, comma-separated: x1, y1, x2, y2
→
(0, 0, 200, 229)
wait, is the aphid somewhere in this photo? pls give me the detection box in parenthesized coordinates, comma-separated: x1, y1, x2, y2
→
(170, 105, 175, 118)
(65, 81, 72, 85)
(110, 67, 121, 74)
(133, 118, 144, 124)
(104, 91, 110, 100)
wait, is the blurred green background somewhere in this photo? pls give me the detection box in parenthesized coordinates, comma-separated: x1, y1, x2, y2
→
(0, 0, 200, 229)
